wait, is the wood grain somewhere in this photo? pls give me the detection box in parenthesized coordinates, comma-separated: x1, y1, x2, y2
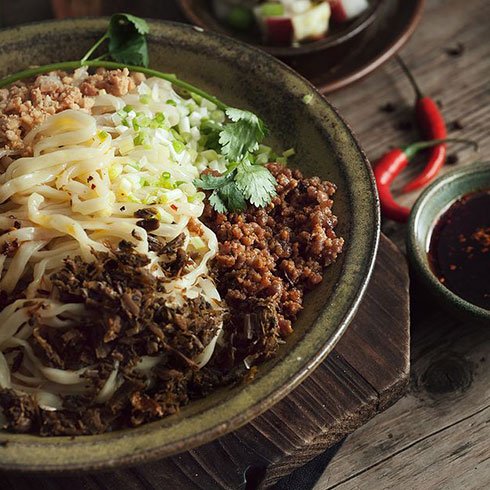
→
(2, 234, 409, 490)
(315, 297, 490, 490)
(312, 0, 490, 487)
(327, 0, 490, 252)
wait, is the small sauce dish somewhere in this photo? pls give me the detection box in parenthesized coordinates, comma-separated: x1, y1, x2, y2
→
(407, 162, 490, 323)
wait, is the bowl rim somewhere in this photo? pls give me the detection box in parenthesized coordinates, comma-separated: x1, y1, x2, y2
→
(177, 0, 383, 57)
(0, 17, 380, 472)
(407, 162, 490, 322)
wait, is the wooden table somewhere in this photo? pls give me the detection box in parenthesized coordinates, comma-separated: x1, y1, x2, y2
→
(1, 0, 489, 488)
(315, 0, 490, 488)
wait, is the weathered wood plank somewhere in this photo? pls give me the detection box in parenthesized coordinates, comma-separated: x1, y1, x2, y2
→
(312, 0, 490, 488)
(327, 0, 490, 252)
(316, 307, 490, 489)
(325, 404, 490, 490)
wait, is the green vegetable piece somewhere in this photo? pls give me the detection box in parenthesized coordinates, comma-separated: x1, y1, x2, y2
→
(166, 99, 177, 107)
(172, 140, 185, 154)
(235, 163, 277, 208)
(171, 128, 185, 142)
(227, 6, 254, 30)
(209, 181, 246, 213)
(123, 104, 134, 113)
(98, 130, 109, 141)
(108, 14, 150, 67)
(303, 94, 314, 105)
(159, 171, 174, 189)
(133, 132, 147, 146)
(261, 2, 285, 17)
(194, 172, 233, 190)
(132, 113, 151, 130)
(200, 119, 222, 151)
(149, 112, 166, 129)
(209, 190, 227, 214)
(219, 108, 268, 162)
(190, 93, 203, 105)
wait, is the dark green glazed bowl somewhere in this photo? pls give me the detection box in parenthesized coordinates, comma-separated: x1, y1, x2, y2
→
(0, 19, 379, 472)
(407, 162, 490, 323)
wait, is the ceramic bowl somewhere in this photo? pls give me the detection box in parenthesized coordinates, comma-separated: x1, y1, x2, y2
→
(177, 0, 382, 58)
(407, 162, 490, 323)
(0, 18, 379, 471)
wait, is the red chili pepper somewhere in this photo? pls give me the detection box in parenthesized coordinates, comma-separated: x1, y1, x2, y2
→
(396, 57, 448, 193)
(374, 138, 477, 222)
(170, 204, 178, 211)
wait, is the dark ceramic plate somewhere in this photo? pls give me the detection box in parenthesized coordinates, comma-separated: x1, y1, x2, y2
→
(177, 0, 382, 58)
(307, 0, 425, 92)
(0, 19, 379, 472)
(178, 0, 425, 93)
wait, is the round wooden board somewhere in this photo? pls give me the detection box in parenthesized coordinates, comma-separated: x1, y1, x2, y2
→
(4, 234, 410, 489)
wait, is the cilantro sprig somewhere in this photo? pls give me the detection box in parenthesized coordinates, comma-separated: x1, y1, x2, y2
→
(193, 106, 278, 213)
(220, 108, 268, 161)
(80, 14, 150, 67)
(0, 14, 278, 212)
(196, 173, 247, 213)
(194, 159, 277, 214)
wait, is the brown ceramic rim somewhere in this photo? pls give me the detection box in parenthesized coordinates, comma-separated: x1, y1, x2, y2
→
(0, 18, 380, 472)
(319, 0, 425, 93)
(177, 0, 382, 57)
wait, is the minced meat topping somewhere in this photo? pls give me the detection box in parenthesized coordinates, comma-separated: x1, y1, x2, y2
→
(203, 163, 344, 338)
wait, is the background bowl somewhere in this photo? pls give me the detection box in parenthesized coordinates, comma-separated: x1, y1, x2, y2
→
(407, 162, 490, 323)
(0, 18, 379, 472)
(177, 0, 382, 58)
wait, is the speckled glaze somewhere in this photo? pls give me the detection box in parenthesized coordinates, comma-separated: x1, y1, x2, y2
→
(407, 163, 490, 323)
(0, 19, 379, 472)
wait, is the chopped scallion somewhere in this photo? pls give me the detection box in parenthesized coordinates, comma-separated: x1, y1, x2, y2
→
(172, 140, 185, 154)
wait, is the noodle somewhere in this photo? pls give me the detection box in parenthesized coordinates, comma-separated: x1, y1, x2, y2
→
(0, 77, 224, 411)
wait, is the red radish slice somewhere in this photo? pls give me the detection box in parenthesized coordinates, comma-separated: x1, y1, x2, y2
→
(264, 17, 294, 44)
(330, 0, 369, 23)
(256, 1, 332, 44)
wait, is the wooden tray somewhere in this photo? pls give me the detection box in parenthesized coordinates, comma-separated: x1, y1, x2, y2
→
(5, 234, 410, 489)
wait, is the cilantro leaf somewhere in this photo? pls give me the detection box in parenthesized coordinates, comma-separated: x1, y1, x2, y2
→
(108, 14, 150, 67)
(219, 181, 247, 211)
(195, 173, 247, 213)
(208, 183, 247, 213)
(219, 108, 268, 161)
(235, 163, 277, 208)
(193, 172, 233, 190)
(209, 190, 228, 214)
(200, 120, 222, 151)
